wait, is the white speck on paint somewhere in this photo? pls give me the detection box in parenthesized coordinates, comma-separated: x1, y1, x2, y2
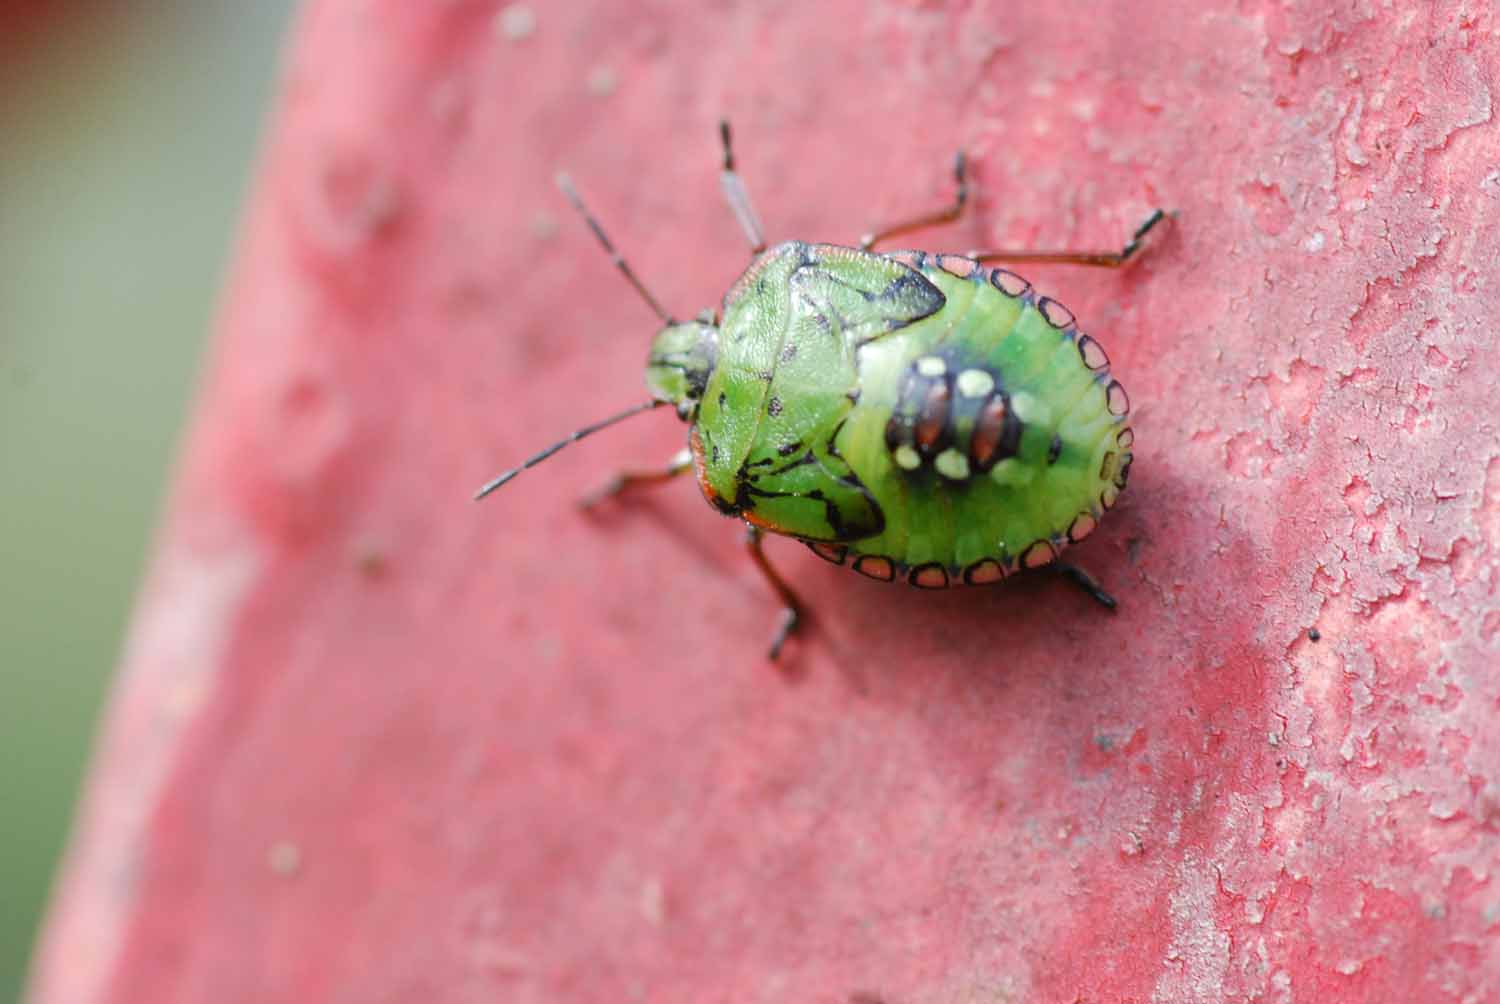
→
(530, 211, 558, 241)
(587, 65, 617, 98)
(268, 841, 302, 876)
(1303, 231, 1326, 253)
(496, 4, 536, 41)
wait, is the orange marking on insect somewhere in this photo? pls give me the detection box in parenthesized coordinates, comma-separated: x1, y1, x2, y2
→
(722, 248, 779, 308)
(882, 250, 925, 269)
(1022, 540, 1057, 569)
(1077, 334, 1110, 370)
(1068, 512, 1098, 544)
(739, 507, 785, 533)
(909, 563, 950, 589)
(970, 396, 1009, 468)
(689, 426, 727, 510)
(1106, 379, 1130, 416)
(989, 269, 1030, 297)
(914, 379, 950, 452)
(808, 542, 848, 565)
(963, 559, 1006, 585)
(853, 555, 896, 581)
(937, 254, 979, 278)
(1037, 296, 1076, 329)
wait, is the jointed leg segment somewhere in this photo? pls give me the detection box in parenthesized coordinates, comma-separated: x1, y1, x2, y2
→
(856, 148, 1172, 268)
(745, 526, 804, 661)
(971, 208, 1172, 269)
(577, 449, 692, 510)
(1055, 562, 1118, 610)
(860, 151, 969, 251)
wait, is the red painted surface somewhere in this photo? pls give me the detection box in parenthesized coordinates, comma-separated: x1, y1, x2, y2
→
(32, 2, 1500, 1002)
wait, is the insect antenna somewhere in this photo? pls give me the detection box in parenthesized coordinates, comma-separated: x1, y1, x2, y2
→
(473, 399, 666, 500)
(718, 120, 766, 254)
(555, 173, 675, 324)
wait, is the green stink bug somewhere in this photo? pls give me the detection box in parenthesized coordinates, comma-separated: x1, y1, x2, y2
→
(477, 122, 1169, 659)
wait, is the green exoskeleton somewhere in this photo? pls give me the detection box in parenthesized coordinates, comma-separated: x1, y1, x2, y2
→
(477, 122, 1170, 659)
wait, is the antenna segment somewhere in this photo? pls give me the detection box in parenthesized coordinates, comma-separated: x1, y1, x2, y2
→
(473, 399, 665, 500)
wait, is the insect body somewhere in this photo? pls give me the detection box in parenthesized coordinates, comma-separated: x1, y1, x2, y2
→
(679, 240, 1132, 588)
(477, 123, 1168, 659)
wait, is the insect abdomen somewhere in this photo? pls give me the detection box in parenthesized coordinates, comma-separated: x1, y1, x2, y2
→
(826, 256, 1133, 587)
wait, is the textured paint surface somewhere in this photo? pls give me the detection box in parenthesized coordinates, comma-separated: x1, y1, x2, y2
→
(31, 2, 1500, 1002)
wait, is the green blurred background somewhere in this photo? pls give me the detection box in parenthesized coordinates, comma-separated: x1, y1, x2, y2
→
(0, 1, 295, 996)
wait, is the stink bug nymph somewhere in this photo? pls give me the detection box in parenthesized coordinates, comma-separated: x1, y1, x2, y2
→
(477, 122, 1170, 660)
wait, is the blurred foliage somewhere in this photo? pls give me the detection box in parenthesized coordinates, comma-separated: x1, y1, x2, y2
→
(0, 1, 294, 996)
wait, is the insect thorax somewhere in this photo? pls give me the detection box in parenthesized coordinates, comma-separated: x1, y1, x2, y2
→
(685, 243, 948, 541)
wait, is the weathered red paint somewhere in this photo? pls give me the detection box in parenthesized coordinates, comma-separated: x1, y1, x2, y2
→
(32, 2, 1500, 1002)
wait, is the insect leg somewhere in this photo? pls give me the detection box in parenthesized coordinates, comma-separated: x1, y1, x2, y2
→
(577, 448, 692, 510)
(859, 151, 969, 251)
(718, 120, 766, 255)
(969, 208, 1174, 268)
(1055, 562, 1118, 610)
(745, 526, 804, 661)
